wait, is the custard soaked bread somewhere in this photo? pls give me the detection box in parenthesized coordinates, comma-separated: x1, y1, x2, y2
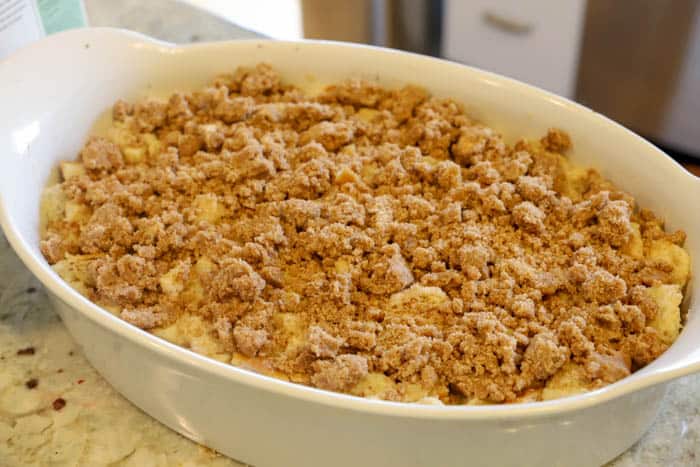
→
(40, 64, 690, 404)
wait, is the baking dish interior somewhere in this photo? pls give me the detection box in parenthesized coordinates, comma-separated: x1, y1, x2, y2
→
(1, 28, 699, 416)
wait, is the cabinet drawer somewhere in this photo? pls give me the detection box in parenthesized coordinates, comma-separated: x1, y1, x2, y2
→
(442, 0, 586, 97)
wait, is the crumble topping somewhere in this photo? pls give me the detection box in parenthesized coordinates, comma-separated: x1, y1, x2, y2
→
(40, 64, 691, 404)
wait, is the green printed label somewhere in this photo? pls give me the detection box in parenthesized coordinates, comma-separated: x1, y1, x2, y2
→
(37, 0, 86, 35)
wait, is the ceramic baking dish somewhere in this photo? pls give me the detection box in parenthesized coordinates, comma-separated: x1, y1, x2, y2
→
(0, 28, 698, 467)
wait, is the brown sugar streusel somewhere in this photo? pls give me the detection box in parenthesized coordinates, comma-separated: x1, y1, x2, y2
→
(40, 64, 690, 404)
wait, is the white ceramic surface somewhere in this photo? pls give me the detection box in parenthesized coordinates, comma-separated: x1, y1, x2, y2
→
(0, 28, 698, 467)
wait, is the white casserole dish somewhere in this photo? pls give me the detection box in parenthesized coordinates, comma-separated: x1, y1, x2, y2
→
(0, 28, 698, 467)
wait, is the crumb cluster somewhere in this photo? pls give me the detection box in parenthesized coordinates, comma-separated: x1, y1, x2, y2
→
(41, 64, 690, 404)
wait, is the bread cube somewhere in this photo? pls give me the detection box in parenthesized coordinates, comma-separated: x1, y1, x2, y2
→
(122, 146, 145, 164)
(64, 201, 90, 223)
(273, 312, 305, 354)
(195, 256, 215, 276)
(355, 108, 380, 123)
(159, 264, 187, 296)
(351, 372, 397, 398)
(107, 123, 137, 149)
(541, 363, 589, 401)
(142, 133, 162, 157)
(52, 254, 99, 295)
(389, 283, 448, 308)
(194, 193, 224, 224)
(647, 239, 690, 286)
(40, 185, 66, 227)
(621, 222, 643, 259)
(59, 161, 86, 180)
(647, 284, 683, 344)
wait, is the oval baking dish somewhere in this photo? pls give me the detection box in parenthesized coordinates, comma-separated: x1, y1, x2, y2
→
(0, 28, 698, 467)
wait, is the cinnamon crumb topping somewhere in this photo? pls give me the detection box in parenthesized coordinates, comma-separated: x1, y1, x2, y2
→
(40, 64, 690, 404)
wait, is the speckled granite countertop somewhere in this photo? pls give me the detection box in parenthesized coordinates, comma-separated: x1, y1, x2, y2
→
(1, 1, 699, 465)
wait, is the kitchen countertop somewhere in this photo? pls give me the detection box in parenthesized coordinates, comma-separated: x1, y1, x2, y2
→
(2, 1, 700, 465)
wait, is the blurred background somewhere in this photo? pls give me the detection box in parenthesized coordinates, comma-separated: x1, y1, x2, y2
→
(3, 0, 699, 165)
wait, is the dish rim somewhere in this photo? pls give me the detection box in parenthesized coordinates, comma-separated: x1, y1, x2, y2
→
(1, 27, 699, 420)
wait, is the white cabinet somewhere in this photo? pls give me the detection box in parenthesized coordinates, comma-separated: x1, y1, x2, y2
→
(442, 0, 586, 98)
